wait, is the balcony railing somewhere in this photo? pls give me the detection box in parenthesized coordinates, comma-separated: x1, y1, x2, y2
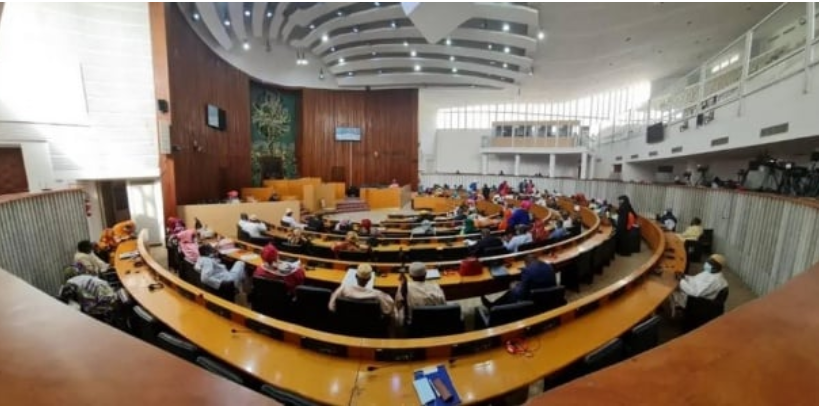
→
(482, 135, 586, 149)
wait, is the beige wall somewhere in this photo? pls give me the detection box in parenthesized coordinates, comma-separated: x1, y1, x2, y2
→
(178, 201, 301, 237)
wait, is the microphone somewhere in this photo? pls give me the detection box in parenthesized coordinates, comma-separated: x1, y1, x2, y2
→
(230, 328, 252, 334)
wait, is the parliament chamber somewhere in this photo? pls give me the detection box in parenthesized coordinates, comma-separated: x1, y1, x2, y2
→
(3, 2, 819, 406)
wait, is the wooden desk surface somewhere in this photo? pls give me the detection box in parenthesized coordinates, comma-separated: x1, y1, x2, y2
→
(0, 268, 274, 406)
(528, 262, 819, 406)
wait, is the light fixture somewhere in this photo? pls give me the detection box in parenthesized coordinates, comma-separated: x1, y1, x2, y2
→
(504, 46, 510, 53)
(224, 19, 231, 26)
(537, 31, 545, 40)
(337, 10, 343, 16)
(502, 23, 510, 32)
(452, 67, 458, 73)
(338, 57, 345, 64)
(193, 12, 200, 21)
(244, 10, 251, 17)
(410, 50, 417, 57)
(414, 64, 421, 72)
(445, 38, 451, 45)
(353, 26, 359, 33)
(487, 44, 493, 50)
(243, 40, 250, 50)
(309, 24, 315, 30)
(378, 69, 383, 74)
(403, 41, 409, 47)
(319, 68, 325, 80)
(391, 21, 397, 29)
(503, 63, 508, 68)
(266, 11, 273, 18)
(347, 71, 354, 76)
(449, 56, 455, 61)
(374, 2, 380, 6)
(330, 46, 336, 52)
(321, 34, 329, 42)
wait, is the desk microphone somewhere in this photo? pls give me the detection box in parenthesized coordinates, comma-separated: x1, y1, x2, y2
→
(231, 328, 252, 334)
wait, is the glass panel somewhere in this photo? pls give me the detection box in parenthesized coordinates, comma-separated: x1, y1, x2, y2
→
(749, 3, 807, 75)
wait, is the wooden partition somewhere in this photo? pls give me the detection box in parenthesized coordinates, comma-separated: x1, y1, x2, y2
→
(239, 187, 277, 202)
(360, 185, 411, 209)
(412, 196, 461, 213)
(177, 200, 300, 237)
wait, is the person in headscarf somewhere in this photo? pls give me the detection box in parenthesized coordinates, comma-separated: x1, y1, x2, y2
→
(333, 231, 365, 254)
(498, 201, 513, 232)
(226, 190, 241, 204)
(482, 184, 491, 201)
(177, 229, 200, 264)
(616, 195, 638, 255)
(659, 209, 678, 231)
(334, 218, 353, 234)
(74, 240, 110, 276)
(253, 244, 305, 295)
(359, 219, 373, 236)
(59, 272, 119, 318)
(507, 200, 533, 231)
(412, 219, 436, 237)
(286, 227, 310, 246)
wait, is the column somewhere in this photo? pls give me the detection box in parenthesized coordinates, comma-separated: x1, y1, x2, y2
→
(514, 154, 520, 176)
(549, 154, 556, 178)
(589, 153, 596, 180)
(481, 154, 488, 175)
(580, 152, 588, 180)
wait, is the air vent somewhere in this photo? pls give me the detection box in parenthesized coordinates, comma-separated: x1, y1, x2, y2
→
(648, 151, 658, 157)
(760, 123, 789, 137)
(711, 137, 729, 146)
(615, 156, 622, 161)
(630, 154, 639, 159)
(671, 146, 683, 154)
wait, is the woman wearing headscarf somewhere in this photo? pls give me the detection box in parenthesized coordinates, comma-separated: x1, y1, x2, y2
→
(253, 244, 305, 295)
(177, 229, 200, 264)
(616, 195, 639, 256)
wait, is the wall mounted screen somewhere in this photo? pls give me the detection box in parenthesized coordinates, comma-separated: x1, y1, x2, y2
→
(206, 104, 226, 130)
(646, 122, 664, 144)
(335, 127, 362, 142)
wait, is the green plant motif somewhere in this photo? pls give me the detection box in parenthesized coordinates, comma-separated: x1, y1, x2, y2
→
(250, 93, 297, 184)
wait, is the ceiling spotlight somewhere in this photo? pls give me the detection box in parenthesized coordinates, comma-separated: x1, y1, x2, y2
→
(321, 34, 329, 42)
(403, 41, 409, 47)
(414, 65, 421, 72)
(266, 11, 273, 18)
(243, 41, 250, 51)
(224, 19, 231, 27)
(347, 71, 354, 76)
(391, 21, 397, 29)
(502, 23, 510, 32)
(374, 2, 380, 6)
(487, 44, 493, 50)
(319, 69, 325, 80)
(193, 12, 200, 21)
(410, 50, 417, 57)
(449, 56, 455, 61)
(244, 10, 251, 17)
(353, 26, 359, 33)
(309, 24, 315, 30)
(445, 38, 452, 46)
(504, 46, 510, 53)
(452, 67, 458, 73)
(338, 57, 345, 64)
(337, 10, 343, 17)
(537, 31, 545, 40)
(503, 63, 508, 68)
(372, 51, 377, 56)
(330, 46, 336, 52)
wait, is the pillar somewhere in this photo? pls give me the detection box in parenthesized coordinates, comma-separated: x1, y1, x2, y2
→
(589, 153, 596, 180)
(580, 152, 588, 180)
(514, 154, 521, 176)
(549, 154, 556, 178)
(481, 154, 488, 175)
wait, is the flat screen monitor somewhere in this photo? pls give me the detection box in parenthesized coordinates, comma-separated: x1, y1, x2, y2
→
(646, 122, 664, 144)
(206, 104, 226, 130)
(335, 127, 361, 141)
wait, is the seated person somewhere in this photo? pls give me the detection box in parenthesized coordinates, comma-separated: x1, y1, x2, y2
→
(286, 227, 310, 246)
(411, 219, 435, 237)
(670, 254, 729, 317)
(530, 218, 549, 242)
(461, 215, 477, 235)
(176, 229, 200, 264)
(395, 262, 447, 325)
(305, 214, 325, 232)
(59, 272, 119, 318)
(74, 240, 110, 276)
(197, 245, 246, 292)
(507, 200, 533, 231)
(268, 192, 280, 202)
(358, 219, 373, 236)
(239, 214, 270, 240)
(281, 208, 305, 228)
(254, 244, 305, 294)
(389, 178, 400, 188)
(679, 217, 704, 241)
(226, 190, 240, 204)
(658, 209, 678, 231)
(328, 263, 394, 316)
(562, 211, 574, 228)
(97, 220, 136, 256)
(503, 226, 533, 253)
(334, 218, 353, 234)
(469, 228, 504, 256)
(549, 220, 569, 240)
(333, 231, 365, 254)
(482, 255, 556, 308)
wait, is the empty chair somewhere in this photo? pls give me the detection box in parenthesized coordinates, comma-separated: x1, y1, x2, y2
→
(236, 225, 251, 243)
(476, 301, 534, 329)
(438, 246, 469, 261)
(334, 297, 388, 338)
(408, 304, 464, 337)
(177, 260, 202, 288)
(195, 356, 243, 384)
(700, 229, 714, 255)
(576, 249, 594, 285)
(204, 281, 236, 302)
(337, 249, 371, 262)
(130, 305, 161, 344)
(250, 278, 293, 321)
(482, 245, 508, 258)
(683, 287, 729, 332)
(557, 257, 580, 292)
(530, 286, 567, 313)
(517, 241, 537, 252)
(408, 247, 440, 262)
(580, 338, 625, 376)
(294, 285, 333, 331)
(280, 242, 305, 255)
(260, 384, 314, 406)
(591, 243, 607, 275)
(157, 331, 199, 362)
(624, 315, 662, 356)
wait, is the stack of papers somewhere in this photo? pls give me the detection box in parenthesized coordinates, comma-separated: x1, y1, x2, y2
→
(426, 268, 441, 280)
(118, 251, 140, 260)
(219, 248, 240, 255)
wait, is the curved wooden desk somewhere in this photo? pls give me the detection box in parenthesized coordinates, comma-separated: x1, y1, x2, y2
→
(117, 214, 682, 404)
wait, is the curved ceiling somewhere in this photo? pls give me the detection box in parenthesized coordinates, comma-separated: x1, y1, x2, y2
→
(179, 2, 780, 99)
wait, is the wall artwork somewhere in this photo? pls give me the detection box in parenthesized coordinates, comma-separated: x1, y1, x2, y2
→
(250, 83, 299, 185)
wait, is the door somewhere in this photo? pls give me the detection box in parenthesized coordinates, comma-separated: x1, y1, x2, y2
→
(0, 147, 29, 195)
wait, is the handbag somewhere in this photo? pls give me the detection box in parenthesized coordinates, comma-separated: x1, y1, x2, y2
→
(459, 257, 483, 276)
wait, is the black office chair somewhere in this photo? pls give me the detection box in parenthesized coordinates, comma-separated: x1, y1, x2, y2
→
(557, 257, 580, 292)
(629, 227, 642, 253)
(683, 287, 729, 332)
(130, 305, 161, 344)
(408, 247, 440, 262)
(166, 245, 180, 271)
(195, 356, 244, 385)
(294, 285, 333, 331)
(517, 241, 537, 252)
(624, 315, 662, 356)
(439, 246, 469, 261)
(334, 297, 388, 338)
(157, 331, 199, 362)
(576, 249, 594, 285)
(177, 260, 202, 288)
(700, 229, 714, 255)
(249, 278, 293, 321)
(260, 384, 314, 406)
(530, 286, 567, 313)
(591, 243, 607, 275)
(580, 338, 625, 376)
(279, 241, 305, 255)
(337, 249, 371, 262)
(476, 301, 534, 329)
(204, 281, 236, 302)
(483, 245, 508, 258)
(236, 226, 251, 243)
(408, 304, 464, 337)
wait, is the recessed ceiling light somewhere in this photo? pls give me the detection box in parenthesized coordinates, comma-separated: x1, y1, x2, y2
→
(414, 65, 421, 72)
(330, 46, 336, 52)
(243, 41, 250, 50)
(445, 38, 452, 45)
(309, 24, 315, 30)
(321, 34, 329, 42)
(339, 58, 345, 64)
(410, 50, 417, 57)
(503, 63, 508, 68)
(537, 31, 545, 40)
(348, 71, 353, 76)
(193, 13, 200, 21)
(374, 2, 380, 6)
(244, 10, 250, 17)
(502, 23, 510, 32)
(266, 11, 272, 18)
(403, 41, 409, 47)
(353, 27, 359, 33)
(391, 21, 397, 29)
(488, 44, 493, 50)
(337, 10, 343, 16)
(504, 46, 510, 53)
(224, 19, 231, 26)
(372, 51, 377, 56)
(452, 67, 458, 73)
(449, 56, 455, 61)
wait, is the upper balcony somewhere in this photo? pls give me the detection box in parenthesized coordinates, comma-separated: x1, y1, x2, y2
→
(480, 120, 590, 154)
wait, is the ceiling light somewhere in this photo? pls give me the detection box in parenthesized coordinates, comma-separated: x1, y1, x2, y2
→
(452, 67, 458, 73)
(347, 71, 354, 76)
(445, 38, 452, 45)
(403, 41, 409, 47)
(374, 2, 380, 6)
(537, 31, 545, 40)
(414, 65, 421, 72)
(193, 12, 200, 21)
(337, 11, 343, 16)
(243, 41, 250, 51)
(224, 19, 231, 27)
(504, 46, 510, 53)
(353, 26, 359, 33)
(372, 51, 377, 56)
(503, 63, 508, 68)
(502, 23, 510, 32)
(267, 11, 273, 18)
(449, 56, 455, 61)
(330, 46, 336, 52)
(487, 44, 493, 50)
(410, 50, 417, 57)
(391, 21, 397, 29)
(321, 34, 329, 42)
(338, 58, 345, 64)
(309, 24, 315, 30)
(319, 69, 325, 80)
(244, 10, 251, 17)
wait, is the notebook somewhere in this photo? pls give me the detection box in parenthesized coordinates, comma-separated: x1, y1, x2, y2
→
(489, 265, 509, 278)
(426, 268, 441, 280)
(412, 364, 461, 406)
(344, 268, 375, 289)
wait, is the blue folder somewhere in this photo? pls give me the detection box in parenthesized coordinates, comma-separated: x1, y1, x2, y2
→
(413, 365, 461, 406)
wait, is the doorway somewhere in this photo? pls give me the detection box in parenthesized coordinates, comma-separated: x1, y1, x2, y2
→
(0, 147, 29, 195)
(97, 180, 130, 228)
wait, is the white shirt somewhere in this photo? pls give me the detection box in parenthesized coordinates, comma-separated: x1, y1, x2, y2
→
(564, 217, 574, 228)
(395, 280, 447, 324)
(663, 218, 677, 231)
(680, 271, 728, 301)
(73, 252, 109, 275)
(199, 256, 246, 289)
(240, 221, 267, 238)
(329, 284, 394, 315)
(504, 233, 533, 252)
(281, 214, 304, 228)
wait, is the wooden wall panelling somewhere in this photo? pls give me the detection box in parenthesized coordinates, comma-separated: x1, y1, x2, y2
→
(165, 6, 251, 206)
(148, 3, 176, 217)
(0, 148, 29, 195)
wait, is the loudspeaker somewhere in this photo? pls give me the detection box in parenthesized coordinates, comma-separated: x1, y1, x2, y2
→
(157, 99, 169, 113)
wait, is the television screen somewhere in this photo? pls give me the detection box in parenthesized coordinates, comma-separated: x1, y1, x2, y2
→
(206, 104, 226, 130)
(646, 122, 664, 144)
(335, 127, 361, 141)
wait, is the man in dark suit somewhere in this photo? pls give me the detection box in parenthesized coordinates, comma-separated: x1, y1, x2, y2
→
(469, 228, 503, 257)
(481, 255, 556, 308)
